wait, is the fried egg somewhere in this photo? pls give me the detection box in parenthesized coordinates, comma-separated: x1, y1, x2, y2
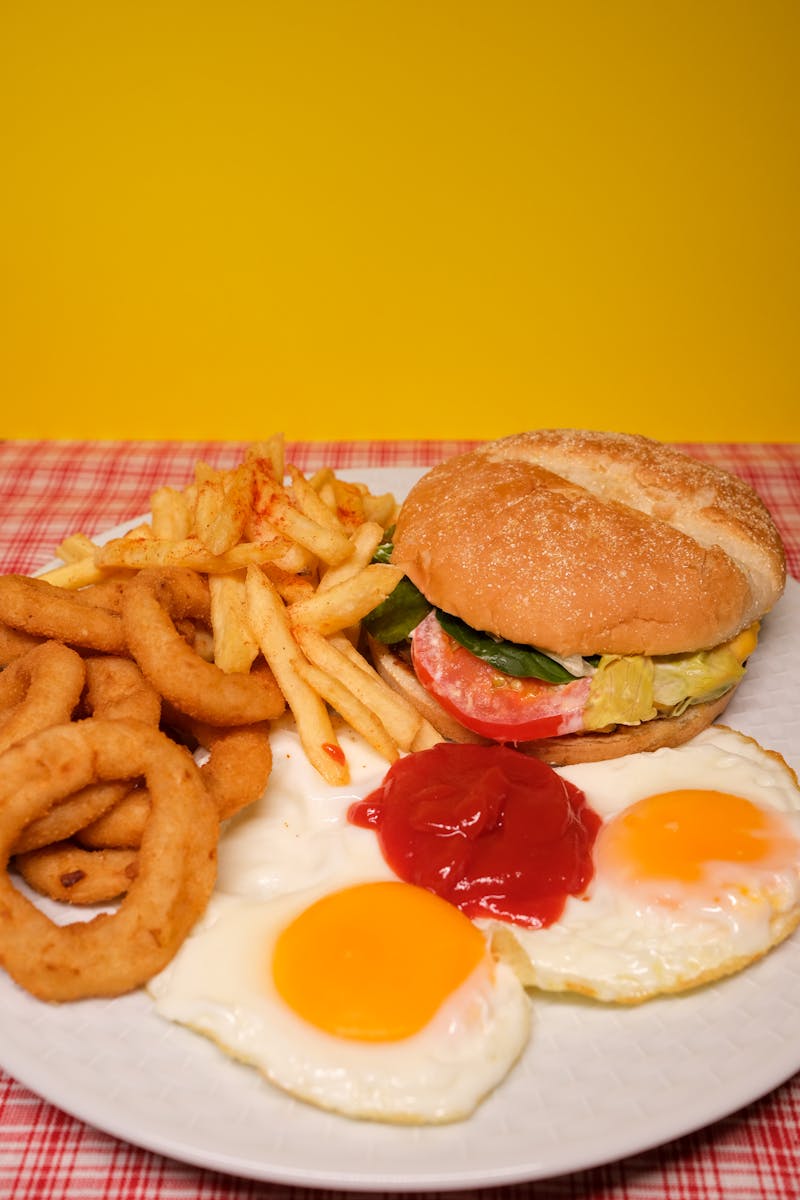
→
(489, 726, 800, 1002)
(149, 879, 530, 1124)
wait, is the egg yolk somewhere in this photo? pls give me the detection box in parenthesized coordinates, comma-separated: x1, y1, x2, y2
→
(271, 881, 486, 1041)
(597, 789, 798, 885)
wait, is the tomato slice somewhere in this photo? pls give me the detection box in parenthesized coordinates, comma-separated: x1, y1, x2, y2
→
(411, 612, 591, 742)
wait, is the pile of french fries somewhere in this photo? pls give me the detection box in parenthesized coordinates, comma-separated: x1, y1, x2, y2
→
(39, 435, 441, 785)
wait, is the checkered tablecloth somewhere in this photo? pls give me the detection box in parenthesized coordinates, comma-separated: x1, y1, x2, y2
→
(1, 437, 798, 1200)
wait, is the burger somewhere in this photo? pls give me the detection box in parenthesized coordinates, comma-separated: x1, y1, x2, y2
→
(364, 429, 786, 765)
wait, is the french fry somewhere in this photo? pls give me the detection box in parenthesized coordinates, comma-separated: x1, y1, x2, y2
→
(245, 467, 320, 573)
(362, 490, 398, 528)
(246, 456, 328, 569)
(95, 535, 290, 573)
(37, 557, 109, 589)
(245, 455, 279, 543)
(330, 633, 438, 744)
(246, 433, 285, 482)
(288, 564, 403, 635)
(151, 486, 193, 540)
(208, 572, 260, 673)
(307, 466, 336, 493)
(293, 656, 398, 764)
(194, 462, 253, 556)
(330, 478, 366, 531)
(55, 532, 98, 563)
(410, 719, 445, 751)
(261, 564, 316, 605)
(265, 490, 354, 566)
(268, 538, 319, 576)
(244, 565, 349, 786)
(316, 522, 385, 594)
(125, 522, 155, 540)
(287, 464, 347, 535)
(194, 462, 218, 484)
(193, 466, 226, 548)
(316, 476, 338, 517)
(295, 626, 422, 751)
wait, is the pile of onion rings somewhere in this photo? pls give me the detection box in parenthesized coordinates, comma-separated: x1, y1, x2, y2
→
(0, 435, 401, 1001)
(0, 719, 218, 1000)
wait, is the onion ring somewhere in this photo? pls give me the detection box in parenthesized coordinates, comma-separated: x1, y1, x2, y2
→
(0, 641, 85, 755)
(14, 840, 139, 906)
(0, 718, 218, 1000)
(74, 578, 130, 614)
(77, 717, 273, 849)
(123, 568, 285, 725)
(10, 656, 162, 855)
(84, 655, 162, 725)
(190, 719, 273, 821)
(0, 623, 43, 666)
(11, 780, 133, 856)
(75, 788, 150, 850)
(0, 576, 127, 654)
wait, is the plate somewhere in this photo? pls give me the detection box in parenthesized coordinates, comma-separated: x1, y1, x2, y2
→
(4, 469, 800, 1192)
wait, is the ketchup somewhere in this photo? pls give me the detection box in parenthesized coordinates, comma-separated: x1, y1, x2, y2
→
(322, 742, 347, 767)
(348, 743, 600, 928)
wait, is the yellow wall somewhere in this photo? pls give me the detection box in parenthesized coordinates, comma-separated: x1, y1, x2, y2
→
(2, 1, 798, 442)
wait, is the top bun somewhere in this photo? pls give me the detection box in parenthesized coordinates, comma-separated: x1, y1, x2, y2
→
(391, 430, 786, 657)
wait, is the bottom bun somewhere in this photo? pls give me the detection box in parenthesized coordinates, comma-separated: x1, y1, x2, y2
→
(366, 635, 740, 765)
(517, 688, 738, 765)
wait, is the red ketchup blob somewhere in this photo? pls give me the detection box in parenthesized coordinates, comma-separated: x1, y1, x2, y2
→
(348, 743, 601, 929)
(322, 742, 346, 767)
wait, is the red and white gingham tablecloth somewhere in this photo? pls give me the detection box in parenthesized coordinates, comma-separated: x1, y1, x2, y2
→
(0, 437, 798, 1200)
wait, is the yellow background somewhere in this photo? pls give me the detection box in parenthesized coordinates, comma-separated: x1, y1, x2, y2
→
(1, 1, 798, 442)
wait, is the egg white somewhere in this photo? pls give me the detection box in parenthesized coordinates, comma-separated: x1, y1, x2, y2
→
(488, 726, 800, 1003)
(215, 717, 397, 901)
(149, 887, 530, 1125)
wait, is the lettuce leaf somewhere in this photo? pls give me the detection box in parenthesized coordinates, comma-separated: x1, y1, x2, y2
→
(652, 646, 745, 715)
(584, 655, 657, 729)
(585, 644, 746, 729)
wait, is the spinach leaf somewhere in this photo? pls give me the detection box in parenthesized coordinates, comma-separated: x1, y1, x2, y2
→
(435, 610, 576, 683)
(364, 529, 431, 642)
(363, 577, 431, 644)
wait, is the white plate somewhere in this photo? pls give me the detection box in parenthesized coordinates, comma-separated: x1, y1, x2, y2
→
(4, 470, 800, 1192)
